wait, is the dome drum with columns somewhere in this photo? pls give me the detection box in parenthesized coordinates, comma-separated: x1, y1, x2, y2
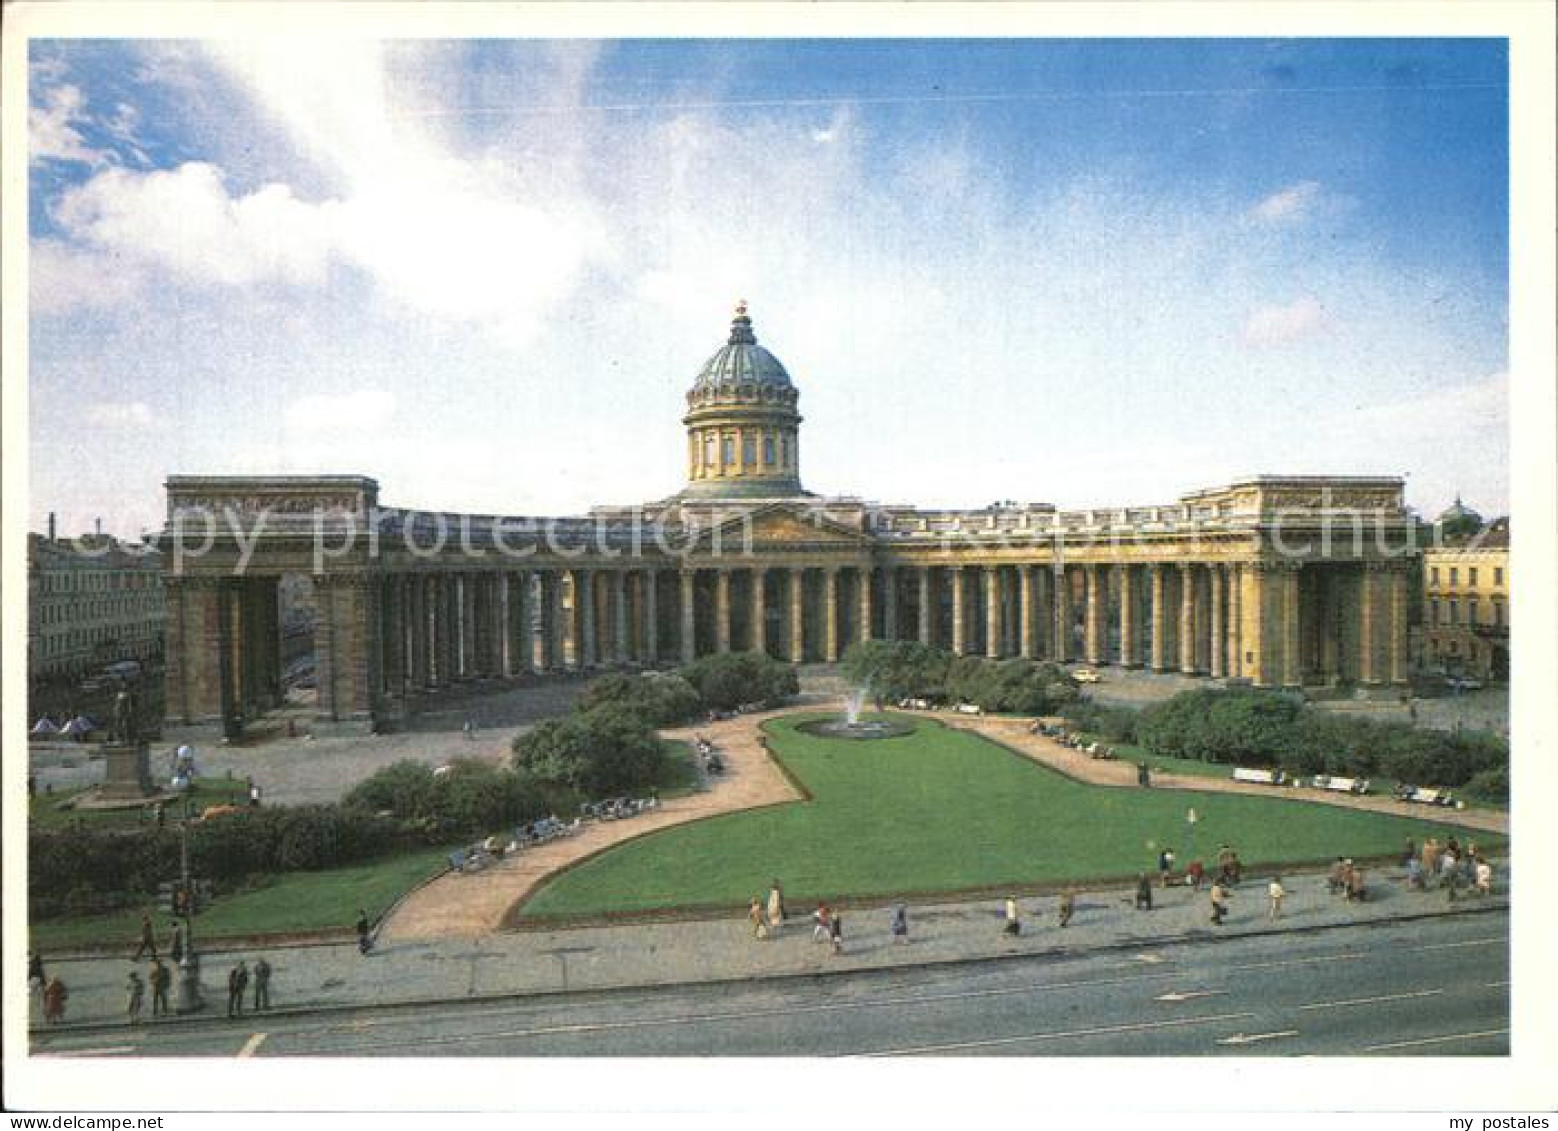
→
(680, 303, 805, 500)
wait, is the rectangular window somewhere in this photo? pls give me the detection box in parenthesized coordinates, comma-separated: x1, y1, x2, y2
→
(1449, 600, 1459, 626)
(1468, 599, 1480, 626)
(1495, 567, 1504, 586)
(742, 437, 756, 468)
(704, 435, 715, 469)
(780, 436, 790, 467)
(1449, 567, 1459, 587)
(764, 436, 775, 466)
(722, 436, 735, 467)
(1431, 598, 1441, 625)
(1468, 567, 1478, 587)
(1494, 601, 1505, 626)
(1430, 567, 1440, 587)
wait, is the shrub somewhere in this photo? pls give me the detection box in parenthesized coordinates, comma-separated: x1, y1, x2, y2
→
(512, 705, 668, 797)
(679, 652, 798, 712)
(1463, 766, 1508, 804)
(344, 759, 546, 839)
(342, 760, 439, 820)
(576, 671, 703, 727)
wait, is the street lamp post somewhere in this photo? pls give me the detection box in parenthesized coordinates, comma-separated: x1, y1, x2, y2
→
(175, 818, 203, 1014)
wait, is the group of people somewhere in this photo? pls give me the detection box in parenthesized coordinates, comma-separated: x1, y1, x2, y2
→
(222, 957, 272, 1019)
(29, 953, 69, 1026)
(1327, 858, 1370, 902)
(1404, 836, 1493, 898)
(747, 881, 912, 956)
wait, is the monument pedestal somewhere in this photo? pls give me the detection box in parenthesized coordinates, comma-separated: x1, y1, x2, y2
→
(99, 742, 155, 801)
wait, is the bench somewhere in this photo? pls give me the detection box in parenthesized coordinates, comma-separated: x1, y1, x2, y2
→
(1232, 767, 1285, 786)
(1311, 774, 1370, 795)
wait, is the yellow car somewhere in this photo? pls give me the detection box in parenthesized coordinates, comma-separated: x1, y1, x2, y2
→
(1071, 667, 1103, 684)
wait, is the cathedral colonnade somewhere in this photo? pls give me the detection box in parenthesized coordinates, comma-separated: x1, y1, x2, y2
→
(162, 550, 1412, 736)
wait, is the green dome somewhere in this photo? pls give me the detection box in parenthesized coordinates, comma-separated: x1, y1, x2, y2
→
(692, 304, 793, 389)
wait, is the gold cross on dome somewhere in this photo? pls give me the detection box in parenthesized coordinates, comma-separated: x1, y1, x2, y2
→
(736, 299, 748, 317)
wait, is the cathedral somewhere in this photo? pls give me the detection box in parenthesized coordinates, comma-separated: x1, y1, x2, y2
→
(162, 305, 1417, 735)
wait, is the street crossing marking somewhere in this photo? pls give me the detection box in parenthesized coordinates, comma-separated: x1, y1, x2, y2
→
(1360, 1027, 1509, 1053)
(857, 1011, 1258, 1056)
(1485, 980, 1510, 988)
(1298, 988, 1444, 1012)
(1408, 937, 1504, 952)
(1155, 990, 1227, 1003)
(1216, 1029, 1299, 1046)
(238, 1032, 267, 1058)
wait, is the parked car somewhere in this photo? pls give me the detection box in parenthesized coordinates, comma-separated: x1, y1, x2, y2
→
(1071, 667, 1102, 684)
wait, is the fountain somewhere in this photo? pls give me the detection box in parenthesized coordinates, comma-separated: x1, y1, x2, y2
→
(796, 687, 914, 741)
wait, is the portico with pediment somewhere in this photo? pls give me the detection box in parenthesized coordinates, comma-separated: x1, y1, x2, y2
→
(160, 305, 1419, 737)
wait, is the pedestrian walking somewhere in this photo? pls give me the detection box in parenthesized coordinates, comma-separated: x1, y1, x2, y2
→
(1058, 889, 1075, 928)
(1157, 848, 1176, 888)
(1327, 857, 1348, 895)
(126, 971, 145, 1025)
(1346, 863, 1367, 902)
(28, 952, 46, 996)
(1474, 859, 1493, 896)
(1402, 839, 1417, 868)
(43, 976, 67, 1025)
(749, 898, 769, 940)
(133, 913, 157, 961)
(890, 904, 909, 944)
(1003, 897, 1022, 936)
(169, 922, 184, 965)
(1186, 859, 1205, 891)
(1137, 762, 1152, 788)
(766, 880, 786, 933)
(1267, 876, 1285, 919)
(1209, 881, 1229, 926)
(1134, 872, 1153, 911)
(812, 902, 832, 943)
(1406, 856, 1424, 890)
(253, 956, 271, 1012)
(226, 961, 249, 1019)
(355, 910, 373, 955)
(830, 912, 844, 955)
(150, 959, 171, 1017)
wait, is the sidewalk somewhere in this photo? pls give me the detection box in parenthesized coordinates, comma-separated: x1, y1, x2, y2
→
(28, 861, 1508, 1036)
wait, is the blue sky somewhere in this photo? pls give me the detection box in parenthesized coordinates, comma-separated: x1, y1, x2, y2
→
(27, 37, 1508, 538)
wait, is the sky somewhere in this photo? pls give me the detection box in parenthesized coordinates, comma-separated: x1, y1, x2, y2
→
(26, 37, 1509, 540)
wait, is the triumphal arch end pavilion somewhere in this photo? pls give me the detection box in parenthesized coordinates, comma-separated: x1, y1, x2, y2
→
(161, 305, 1416, 736)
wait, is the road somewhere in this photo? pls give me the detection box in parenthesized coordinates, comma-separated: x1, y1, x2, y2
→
(32, 909, 1507, 1058)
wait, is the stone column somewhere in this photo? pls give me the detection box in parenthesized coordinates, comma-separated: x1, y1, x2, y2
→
(643, 570, 659, 664)
(514, 571, 533, 675)
(882, 567, 898, 641)
(1281, 564, 1302, 689)
(315, 574, 375, 726)
(382, 576, 405, 694)
(1020, 565, 1037, 659)
(984, 566, 1001, 659)
(918, 568, 933, 645)
(751, 567, 768, 657)
(1209, 564, 1226, 678)
(1149, 564, 1167, 672)
(716, 569, 733, 653)
(1227, 564, 1243, 679)
(1084, 565, 1105, 665)
(858, 565, 874, 646)
(1118, 565, 1138, 668)
(1388, 564, 1409, 685)
(1179, 563, 1198, 674)
(1358, 564, 1379, 685)
(951, 566, 966, 655)
(548, 571, 567, 671)
(578, 570, 597, 668)
(824, 567, 841, 662)
(435, 575, 456, 685)
(611, 571, 628, 663)
(680, 569, 697, 663)
(789, 568, 806, 663)
(1054, 566, 1072, 663)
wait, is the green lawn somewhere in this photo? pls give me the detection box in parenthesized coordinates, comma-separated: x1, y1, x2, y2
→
(29, 848, 452, 953)
(520, 713, 1496, 921)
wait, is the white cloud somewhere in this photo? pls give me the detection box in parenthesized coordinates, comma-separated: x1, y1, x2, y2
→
(1251, 180, 1322, 223)
(53, 162, 338, 288)
(85, 401, 160, 429)
(30, 84, 105, 166)
(1242, 295, 1329, 347)
(283, 389, 397, 434)
(1346, 370, 1508, 436)
(29, 239, 147, 315)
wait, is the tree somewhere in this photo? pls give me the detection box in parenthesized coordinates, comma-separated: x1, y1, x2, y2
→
(679, 652, 798, 712)
(576, 671, 703, 726)
(512, 705, 668, 797)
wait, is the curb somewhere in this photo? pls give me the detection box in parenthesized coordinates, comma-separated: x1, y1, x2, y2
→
(28, 896, 1508, 1040)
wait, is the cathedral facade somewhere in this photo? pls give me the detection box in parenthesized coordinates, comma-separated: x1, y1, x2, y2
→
(161, 306, 1416, 735)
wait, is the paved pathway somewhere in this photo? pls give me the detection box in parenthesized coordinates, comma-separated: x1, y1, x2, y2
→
(943, 712, 1508, 835)
(27, 862, 1508, 1035)
(377, 704, 809, 941)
